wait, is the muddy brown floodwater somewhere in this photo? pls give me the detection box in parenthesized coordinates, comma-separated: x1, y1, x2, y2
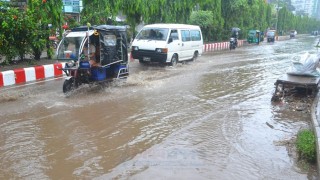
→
(0, 35, 319, 179)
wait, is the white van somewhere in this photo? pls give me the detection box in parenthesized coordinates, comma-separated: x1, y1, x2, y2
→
(131, 24, 203, 66)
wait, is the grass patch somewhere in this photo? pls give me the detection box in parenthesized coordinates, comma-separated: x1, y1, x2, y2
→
(296, 129, 316, 163)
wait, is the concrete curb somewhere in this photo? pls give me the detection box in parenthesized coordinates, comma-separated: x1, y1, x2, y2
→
(0, 62, 65, 87)
(311, 91, 320, 173)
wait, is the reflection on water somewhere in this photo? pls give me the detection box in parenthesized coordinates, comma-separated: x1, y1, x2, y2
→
(0, 36, 318, 179)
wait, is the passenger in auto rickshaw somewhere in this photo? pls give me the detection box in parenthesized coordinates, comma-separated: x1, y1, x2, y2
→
(82, 40, 100, 67)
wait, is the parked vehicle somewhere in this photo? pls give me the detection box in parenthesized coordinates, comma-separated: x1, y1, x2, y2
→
(247, 30, 262, 44)
(267, 30, 276, 42)
(230, 27, 240, 50)
(131, 24, 203, 66)
(49, 36, 58, 49)
(56, 25, 129, 94)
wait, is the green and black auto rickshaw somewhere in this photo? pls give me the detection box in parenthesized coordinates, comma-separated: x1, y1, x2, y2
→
(247, 30, 264, 44)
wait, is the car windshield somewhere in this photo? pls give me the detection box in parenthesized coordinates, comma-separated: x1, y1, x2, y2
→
(136, 28, 169, 41)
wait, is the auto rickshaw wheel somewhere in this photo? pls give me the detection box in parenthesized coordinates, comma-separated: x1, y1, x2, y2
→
(63, 78, 76, 93)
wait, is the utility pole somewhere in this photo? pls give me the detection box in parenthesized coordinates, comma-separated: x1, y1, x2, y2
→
(275, 0, 279, 33)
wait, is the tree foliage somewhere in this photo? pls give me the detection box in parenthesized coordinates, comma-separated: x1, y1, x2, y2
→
(0, 0, 64, 63)
(81, 0, 114, 25)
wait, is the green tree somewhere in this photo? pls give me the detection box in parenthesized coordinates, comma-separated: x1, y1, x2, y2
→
(190, 11, 214, 42)
(28, 0, 52, 60)
(81, 0, 114, 25)
(45, 0, 63, 37)
(199, 0, 224, 41)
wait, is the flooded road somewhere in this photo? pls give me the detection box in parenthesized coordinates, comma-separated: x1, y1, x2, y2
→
(0, 36, 319, 179)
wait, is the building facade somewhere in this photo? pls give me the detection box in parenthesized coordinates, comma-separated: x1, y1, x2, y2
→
(0, 0, 83, 21)
(62, 0, 83, 22)
(291, 0, 320, 19)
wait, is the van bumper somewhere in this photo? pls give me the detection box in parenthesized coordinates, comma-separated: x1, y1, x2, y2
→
(131, 50, 168, 63)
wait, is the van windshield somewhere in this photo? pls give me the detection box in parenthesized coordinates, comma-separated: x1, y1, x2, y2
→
(267, 31, 275, 36)
(136, 28, 169, 41)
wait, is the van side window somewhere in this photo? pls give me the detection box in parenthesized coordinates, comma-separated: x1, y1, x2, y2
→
(181, 30, 191, 42)
(170, 30, 179, 40)
(191, 30, 201, 41)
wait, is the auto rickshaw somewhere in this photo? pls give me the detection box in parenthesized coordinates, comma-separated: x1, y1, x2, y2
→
(56, 24, 129, 94)
(247, 30, 262, 44)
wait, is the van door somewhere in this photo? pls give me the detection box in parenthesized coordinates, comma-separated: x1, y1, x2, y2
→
(180, 29, 192, 60)
(167, 29, 182, 62)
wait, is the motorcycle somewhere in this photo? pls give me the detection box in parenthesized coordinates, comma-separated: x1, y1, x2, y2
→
(229, 37, 237, 50)
(51, 40, 58, 49)
(56, 25, 129, 94)
(230, 27, 240, 50)
(49, 36, 58, 49)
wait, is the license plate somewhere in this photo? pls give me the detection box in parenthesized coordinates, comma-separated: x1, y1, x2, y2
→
(143, 57, 151, 61)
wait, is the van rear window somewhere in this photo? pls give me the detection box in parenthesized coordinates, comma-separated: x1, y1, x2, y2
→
(136, 28, 169, 41)
(191, 30, 201, 41)
(181, 30, 191, 42)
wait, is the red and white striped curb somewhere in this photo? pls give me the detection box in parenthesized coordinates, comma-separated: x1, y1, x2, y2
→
(203, 40, 244, 52)
(0, 62, 66, 87)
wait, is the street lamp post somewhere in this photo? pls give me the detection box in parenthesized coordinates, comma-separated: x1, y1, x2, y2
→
(275, 0, 282, 35)
(275, 0, 279, 33)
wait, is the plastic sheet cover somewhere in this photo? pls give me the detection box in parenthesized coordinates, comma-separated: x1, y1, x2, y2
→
(287, 53, 320, 77)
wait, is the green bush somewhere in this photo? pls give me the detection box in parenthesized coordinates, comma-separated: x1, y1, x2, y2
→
(296, 129, 316, 163)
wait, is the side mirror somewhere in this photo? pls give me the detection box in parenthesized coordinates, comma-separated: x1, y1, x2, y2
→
(168, 37, 173, 44)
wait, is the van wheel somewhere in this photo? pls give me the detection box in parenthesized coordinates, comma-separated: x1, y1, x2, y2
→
(139, 59, 146, 64)
(192, 52, 199, 61)
(170, 54, 178, 67)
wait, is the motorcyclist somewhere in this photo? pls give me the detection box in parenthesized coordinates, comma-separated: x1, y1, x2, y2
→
(231, 29, 239, 47)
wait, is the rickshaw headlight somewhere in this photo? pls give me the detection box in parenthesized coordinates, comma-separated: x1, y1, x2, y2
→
(67, 60, 75, 67)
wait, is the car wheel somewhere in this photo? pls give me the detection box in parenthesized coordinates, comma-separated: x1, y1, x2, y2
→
(170, 54, 178, 67)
